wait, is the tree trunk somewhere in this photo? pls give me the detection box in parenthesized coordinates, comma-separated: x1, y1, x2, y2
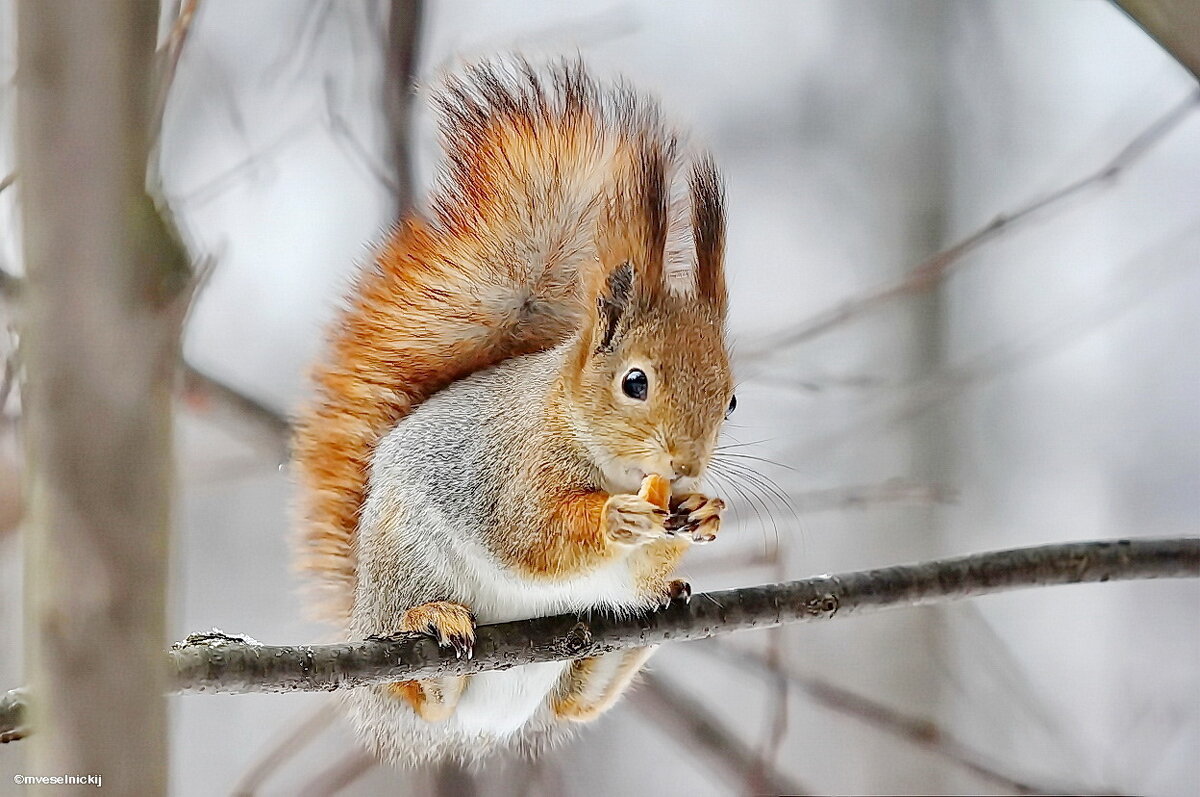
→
(17, 1, 186, 793)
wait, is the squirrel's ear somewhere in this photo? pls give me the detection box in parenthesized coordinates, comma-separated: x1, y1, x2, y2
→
(594, 261, 634, 352)
(598, 138, 670, 306)
(690, 156, 727, 318)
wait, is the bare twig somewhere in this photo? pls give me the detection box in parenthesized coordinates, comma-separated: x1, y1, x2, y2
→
(297, 747, 378, 797)
(383, 0, 423, 216)
(156, 537, 1195, 694)
(230, 701, 340, 796)
(1, 266, 290, 453)
(764, 222, 1199, 465)
(0, 688, 28, 743)
(791, 478, 958, 513)
(161, 537, 1195, 693)
(635, 672, 809, 796)
(179, 362, 291, 458)
(708, 641, 1104, 796)
(153, 0, 201, 136)
(741, 89, 1200, 361)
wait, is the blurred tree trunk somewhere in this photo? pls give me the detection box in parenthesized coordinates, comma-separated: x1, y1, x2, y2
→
(17, 1, 186, 793)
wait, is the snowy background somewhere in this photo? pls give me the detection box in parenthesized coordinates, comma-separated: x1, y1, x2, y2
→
(1, 1, 1198, 794)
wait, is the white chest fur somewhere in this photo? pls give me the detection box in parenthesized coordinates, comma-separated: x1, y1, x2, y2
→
(441, 536, 643, 737)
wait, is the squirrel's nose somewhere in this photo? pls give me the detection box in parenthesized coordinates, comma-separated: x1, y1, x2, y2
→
(671, 459, 696, 478)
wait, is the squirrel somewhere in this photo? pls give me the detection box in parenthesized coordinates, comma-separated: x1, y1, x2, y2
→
(292, 58, 734, 765)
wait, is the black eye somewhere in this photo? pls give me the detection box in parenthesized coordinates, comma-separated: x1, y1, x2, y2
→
(621, 368, 649, 401)
(726, 394, 737, 417)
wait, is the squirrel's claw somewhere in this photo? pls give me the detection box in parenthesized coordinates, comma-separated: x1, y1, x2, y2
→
(399, 601, 477, 660)
(655, 579, 692, 610)
(666, 578, 692, 606)
(441, 631, 474, 660)
(665, 495, 725, 544)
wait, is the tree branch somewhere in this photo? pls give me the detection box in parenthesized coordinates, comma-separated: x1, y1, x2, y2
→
(741, 88, 1200, 361)
(708, 641, 1104, 795)
(2, 537, 1194, 742)
(1114, 0, 1200, 79)
(0, 688, 29, 743)
(179, 362, 292, 458)
(383, 0, 423, 216)
(634, 672, 811, 796)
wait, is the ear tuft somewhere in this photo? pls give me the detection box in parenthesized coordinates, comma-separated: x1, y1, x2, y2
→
(596, 261, 634, 352)
(690, 155, 727, 317)
(597, 136, 671, 306)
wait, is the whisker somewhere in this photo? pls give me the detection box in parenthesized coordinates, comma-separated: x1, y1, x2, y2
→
(711, 457, 801, 536)
(714, 438, 775, 452)
(713, 451, 797, 472)
(708, 461, 781, 552)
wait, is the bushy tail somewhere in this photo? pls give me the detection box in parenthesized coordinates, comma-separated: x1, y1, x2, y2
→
(292, 59, 685, 627)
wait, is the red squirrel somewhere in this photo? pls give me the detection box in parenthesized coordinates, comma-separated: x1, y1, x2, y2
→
(293, 58, 734, 764)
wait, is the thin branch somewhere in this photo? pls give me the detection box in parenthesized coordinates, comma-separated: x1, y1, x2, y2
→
(708, 641, 1105, 796)
(298, 747, 378, 797)
(230, 701, 340, 796)
(153, 0, 201, 136)
(634, 672, 810, 796)
(741, 88, 1200, 361)
(122, 538, 1200, 688)
(179, 362, 291, 459)
(383, 0, 423, 216)
(790, 478, 958, 514)
(2, 537, 1194, 742)
(0, 688, 28, 743)
(1, 270, 290, 453)
(159, 537, 1200, 693)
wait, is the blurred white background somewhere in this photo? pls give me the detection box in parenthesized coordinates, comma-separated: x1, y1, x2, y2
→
(1, 1, 1197, 794)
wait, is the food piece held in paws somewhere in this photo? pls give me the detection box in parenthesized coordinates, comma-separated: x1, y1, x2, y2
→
(640, 473, 671, 510)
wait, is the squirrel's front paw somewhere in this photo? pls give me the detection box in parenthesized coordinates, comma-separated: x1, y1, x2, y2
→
(398, 601, 476, 659)
(604, 493, 669, 547)
(665, 493, 725, 544)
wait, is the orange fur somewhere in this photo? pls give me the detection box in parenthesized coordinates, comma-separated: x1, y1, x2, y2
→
(293, 59, 730, 636)
(553, 648, 656, 721)
(503, 488, 615, 578)
(293, 61, 640, 626)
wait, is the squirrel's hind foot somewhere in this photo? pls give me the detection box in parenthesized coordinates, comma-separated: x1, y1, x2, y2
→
(399, 600, 476, 659)
(656, 578, 692, 609)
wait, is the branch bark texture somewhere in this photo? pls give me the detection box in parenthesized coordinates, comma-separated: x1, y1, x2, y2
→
(1, 538, 1195, 743)
(169, 538, 1197, 694)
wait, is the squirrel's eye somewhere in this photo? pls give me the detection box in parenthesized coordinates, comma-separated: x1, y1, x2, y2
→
(621, 369, 649, 401)
(726, 394, 737, 418)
